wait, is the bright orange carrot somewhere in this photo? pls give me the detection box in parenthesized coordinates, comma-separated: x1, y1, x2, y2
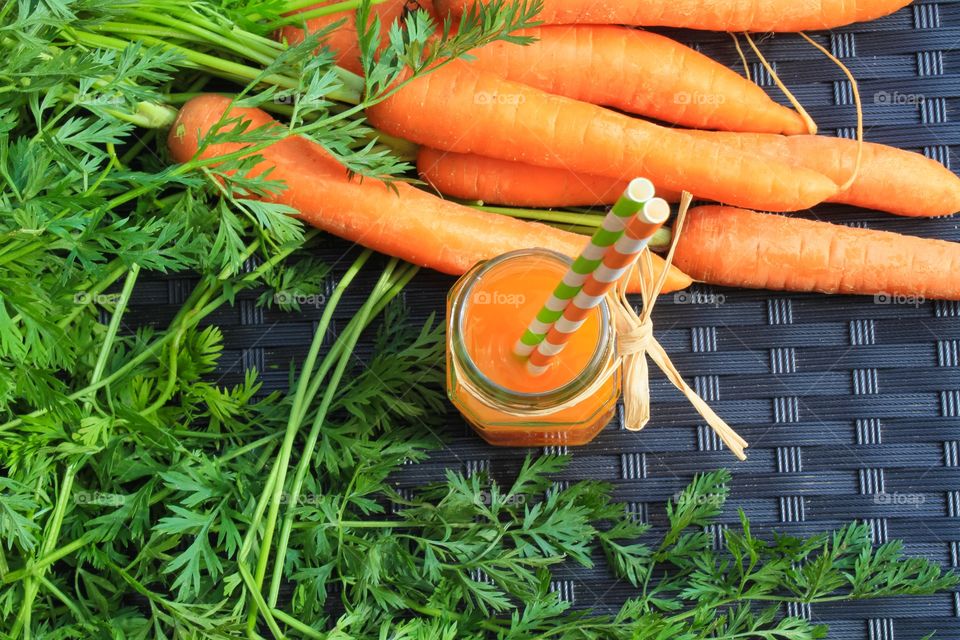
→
(283, 8, 809, 134)
(684, 131, 960, 217)
(435, 0, 913, 33)
(277, 0, 420, 75)
(168, 95, 692, 293)
(673, 206, 960, 299)
(464, 25, 809, 135)
(422, 134, 960, 217)
(418, 147, 683, 206)
(366, 60, 838, 212)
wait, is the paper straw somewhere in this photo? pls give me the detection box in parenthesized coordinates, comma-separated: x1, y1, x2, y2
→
(513, 178, 656, 358)
(527, 197, 671, 376)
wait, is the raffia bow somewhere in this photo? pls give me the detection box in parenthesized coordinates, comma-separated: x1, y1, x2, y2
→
(612, 192, 748, 460)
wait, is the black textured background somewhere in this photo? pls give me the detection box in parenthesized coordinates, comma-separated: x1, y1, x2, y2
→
(137, 3, 960, 637)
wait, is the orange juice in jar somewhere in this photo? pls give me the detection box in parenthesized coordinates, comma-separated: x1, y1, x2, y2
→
(446, 249, 621, 446)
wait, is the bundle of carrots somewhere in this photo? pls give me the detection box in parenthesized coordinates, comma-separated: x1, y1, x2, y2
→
(170, 0, 960, 300)
(168, 95, 690, 293)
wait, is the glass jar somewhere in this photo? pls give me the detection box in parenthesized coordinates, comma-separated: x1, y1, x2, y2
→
(446, 249, 621, 446)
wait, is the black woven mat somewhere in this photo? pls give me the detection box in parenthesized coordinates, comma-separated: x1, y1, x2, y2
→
(136, 4, 960, 638)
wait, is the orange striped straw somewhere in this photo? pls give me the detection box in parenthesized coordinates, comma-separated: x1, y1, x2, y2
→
(514, 178, 656, 359)
(526, 197, 671, 376)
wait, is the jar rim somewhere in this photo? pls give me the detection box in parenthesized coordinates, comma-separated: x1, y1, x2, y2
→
(449, 248, 615, 410)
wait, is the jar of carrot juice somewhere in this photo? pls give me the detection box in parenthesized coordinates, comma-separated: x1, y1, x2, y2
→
(446, 249, 621, 446)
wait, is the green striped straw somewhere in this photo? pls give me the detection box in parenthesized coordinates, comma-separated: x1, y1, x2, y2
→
(513, 178, 656, 358)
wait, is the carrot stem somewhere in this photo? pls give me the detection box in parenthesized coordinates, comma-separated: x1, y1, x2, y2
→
(150, 3, 286, 56)
(66, 28, 364, 105)
(472, 204, 674, 249)
(266, 0, 392, 29)
(543, 223, 593, 235)
(472, 204, 608, 227)
(125, 8, 278, 66)
(244, 250, 374, 632)
(88, 21, 207, 42)
(370, 130, 419, 159)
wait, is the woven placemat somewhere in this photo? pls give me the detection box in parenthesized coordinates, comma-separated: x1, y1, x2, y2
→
(130, 4, 960, 638)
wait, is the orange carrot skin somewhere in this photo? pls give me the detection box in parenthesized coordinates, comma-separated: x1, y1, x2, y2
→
(167, 95, 692, 293)
(424, 132, 960, 217)
(418, 148, 683, 206)
(674, 206, 960, 300)
(465, 26, 808, 135)
(435, 0, 913, 32)
(277, 0, 423, 75)
(367, 60, 838, 212)
(685, 131, 960, 218)
(419, 147, 625, 205)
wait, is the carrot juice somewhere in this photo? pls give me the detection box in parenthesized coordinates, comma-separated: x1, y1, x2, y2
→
(446, 249, 621, 446)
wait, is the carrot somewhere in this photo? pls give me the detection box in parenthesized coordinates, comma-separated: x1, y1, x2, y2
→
(423, 133, 960, 217)
(366, 60, 839, 212)
(277, 0, 422, 75)
(684, 131, 960, 217)
(168, 94, 692, 293)
(463, 25, 809, 135)
(418, 147, 682, 206)
(435, 0, 913, 33)
(282, 8, 810, 134)
(673, 206, 960, 300)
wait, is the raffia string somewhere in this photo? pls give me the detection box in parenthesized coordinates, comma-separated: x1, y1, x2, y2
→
(613, 192, 748, 460)
(729, 32, 752, 82)
(454, 192, 749, 460)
